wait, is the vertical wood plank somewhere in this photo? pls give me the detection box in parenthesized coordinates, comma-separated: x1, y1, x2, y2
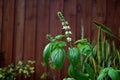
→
(106, 0, 119, 35)
(0, 0, 3, 67)
(23, 0, 37, 80)
(61, 0, 76, 79)
(0, 0, 3, 49)
(2, 0, 15, 66)
(35, 0, 49, 80)
(106, 0, 120, 47)
(13, 0, 25, 79)
(76, 0, 84, 40)
(49, 0, 64, 80)
(82, 0, 92, 41)
(91, 0, 106, 42)
(13, 0, 25, 64)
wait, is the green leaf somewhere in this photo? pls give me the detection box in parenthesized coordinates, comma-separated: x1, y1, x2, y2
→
(46, 34, 53, 41)
(63, 78, 76, 80)
(51, 48, 65, 69)
(56, 41, 66, 48)
(94, 22, 115, 37)
(97, 68, 109, 80)
(98, 29, 102, 65)
(68, 47, 80, 66)
(77, 39, 93, 57)
(108, 68, 119, 80)
(55, 34, 65, 40)
(84, 62, 94, 80)
(68, 64, 74, 76)
(97, 72, 106, 80)
(57, 12, 65, 22)
(43, 43, 54, 64)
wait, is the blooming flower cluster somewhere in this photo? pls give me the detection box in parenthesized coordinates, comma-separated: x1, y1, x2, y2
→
(58, 12, 72, 42)
(62, 22, 72, 42)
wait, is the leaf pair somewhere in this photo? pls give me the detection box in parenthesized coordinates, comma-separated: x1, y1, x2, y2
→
(43, 41, 66, 69)
(97, 67, 119, 80)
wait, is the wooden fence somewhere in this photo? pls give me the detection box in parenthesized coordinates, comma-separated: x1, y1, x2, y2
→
(0, 0, 120, 80)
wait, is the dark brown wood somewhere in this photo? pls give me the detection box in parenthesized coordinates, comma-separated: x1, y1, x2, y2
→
(91, 0, 106, 42)
(0, 0, 120, 80)
(0, 0, 3, 67)
(0, 0, 3, 49)
(35, 0, 49, 80)
(13, 0, 25, 79)
(2, 0, 15, 66)
(23, 0, 37, 80)
(82, 0, 92, 41)
(106, 0, 120, 47)
(13, 0, 25, 64)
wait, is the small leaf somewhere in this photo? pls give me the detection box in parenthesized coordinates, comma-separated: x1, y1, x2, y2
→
(55, 34, 65, 40)
(40, 72, 47, 79)
(46, 34, 53, 41)
(51, 48, 65, 69)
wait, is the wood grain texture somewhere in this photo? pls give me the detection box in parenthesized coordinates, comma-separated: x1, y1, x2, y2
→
(35, 0, 49, 80)
(23, 0, 37, 80)
(13, 0, 25, 64)
(2, 0, 15, 66)
(0, 0, 120, 80)
(91, 0, 106, 43)
(0, 0, 3, 49)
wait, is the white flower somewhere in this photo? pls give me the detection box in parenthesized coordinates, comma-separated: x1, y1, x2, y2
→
(67, 37, 72, 42)
(67, 26, 70, 29)
(65, 31, 72, 35)
(62, 26, 70, 30)
(62, 26, 68, 30)
(62, 22, 65, 25)
(62, 21, 68, 25)
(65, 21, 68, 25)
(68, 31, 72, 34)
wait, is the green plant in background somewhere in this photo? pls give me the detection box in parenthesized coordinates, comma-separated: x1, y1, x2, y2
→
(43, 12, 120, 80)
(89, 22, 120, 80)
(0, 60, 35, 80)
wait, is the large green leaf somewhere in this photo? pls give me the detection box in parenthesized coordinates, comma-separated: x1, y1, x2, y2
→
(68, 47, 80, 66)
(43, 43, 54, 64)
(51, 48, 65, 69)
(94, 22, 115, 37)
(108, 68, 119, 80)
